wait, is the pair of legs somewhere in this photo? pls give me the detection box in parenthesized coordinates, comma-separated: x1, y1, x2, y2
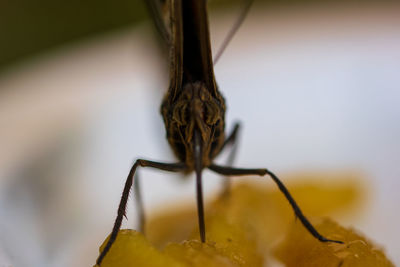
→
(96, 123, 341, 266)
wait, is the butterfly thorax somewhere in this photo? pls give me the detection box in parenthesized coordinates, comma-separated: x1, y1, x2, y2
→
(161, 81, 226, 171)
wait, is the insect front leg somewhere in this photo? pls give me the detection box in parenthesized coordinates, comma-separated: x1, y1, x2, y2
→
(96, 159, 186, 266)
(219, 122, 241, 196)
(208, 164, 343, 244)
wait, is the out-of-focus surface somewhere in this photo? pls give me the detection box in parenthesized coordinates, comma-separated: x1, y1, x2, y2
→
(275, 218, 394, 267)
(145, 173, 363, 250)
(0, 0, 147, 70)
(0, 2, 399, 267)
(2, 0, 394, 71)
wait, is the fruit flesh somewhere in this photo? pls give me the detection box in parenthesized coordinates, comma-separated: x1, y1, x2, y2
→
(95, 173, 393, 267)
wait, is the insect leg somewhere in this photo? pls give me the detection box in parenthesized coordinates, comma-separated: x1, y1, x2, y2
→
(219, 122, 241, 195)
(208, 164, 343, 244)
(221, 122, 241, 152)
(133, 172, 145, 233)
(96, 160, 186, 266)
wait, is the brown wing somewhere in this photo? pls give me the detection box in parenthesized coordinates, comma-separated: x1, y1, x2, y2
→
(146, 0, 184, 102)
(164, 0, 218, 102)
(181, 0, 217, 97)
(168, 0, 184, 101)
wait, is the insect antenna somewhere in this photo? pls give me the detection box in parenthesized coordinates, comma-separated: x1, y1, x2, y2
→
(213, 0, 255, 65)
(145, 0, 171, 45)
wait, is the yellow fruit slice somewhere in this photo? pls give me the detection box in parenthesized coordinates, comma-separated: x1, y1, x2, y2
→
(95, 174, 392, 266)
(274, 218, 394, 267)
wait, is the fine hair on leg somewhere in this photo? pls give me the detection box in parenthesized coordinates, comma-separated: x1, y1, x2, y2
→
(96, 160, 186, 266)
(208, 164, 343, 244)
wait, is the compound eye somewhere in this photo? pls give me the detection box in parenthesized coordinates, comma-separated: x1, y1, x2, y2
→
(172, 103, 189, 125)
(204, 101, 220, 125)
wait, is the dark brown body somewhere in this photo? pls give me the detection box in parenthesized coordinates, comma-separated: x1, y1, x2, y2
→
(161, 0, 226, 171)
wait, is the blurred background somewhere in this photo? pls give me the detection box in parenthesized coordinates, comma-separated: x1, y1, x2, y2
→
(0, 0, 399, 266)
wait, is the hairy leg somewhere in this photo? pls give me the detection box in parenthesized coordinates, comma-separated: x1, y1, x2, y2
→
(208, 164, 343, 244)
(96, 160, 186, 266)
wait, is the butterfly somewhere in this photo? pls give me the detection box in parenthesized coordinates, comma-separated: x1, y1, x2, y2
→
(96, 0, 342, 265)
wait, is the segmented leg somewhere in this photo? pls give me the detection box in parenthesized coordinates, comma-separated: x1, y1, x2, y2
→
(208, 164, 343, 244)
(96, 160, 186, 266)
(219, 122, 241, 195)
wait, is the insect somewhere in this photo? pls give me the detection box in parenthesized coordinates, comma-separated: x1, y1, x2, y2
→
(96, 0, 342, 265)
